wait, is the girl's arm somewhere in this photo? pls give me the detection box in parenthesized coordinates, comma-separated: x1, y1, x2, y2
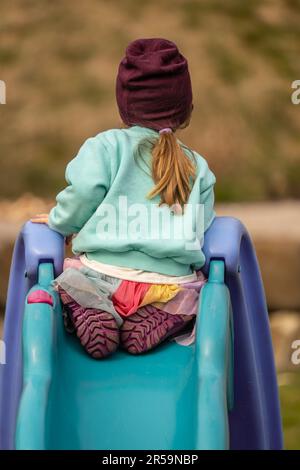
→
(37, 135, 110, 237)
(200, 176, 216, 233)
(191, 161, 216, 271)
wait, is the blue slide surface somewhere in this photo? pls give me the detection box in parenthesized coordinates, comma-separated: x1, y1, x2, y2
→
(0, 217, 283, 449)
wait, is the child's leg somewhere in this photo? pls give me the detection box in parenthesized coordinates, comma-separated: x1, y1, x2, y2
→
(120, 305, 194, 354)
(58, 287, 119, 359)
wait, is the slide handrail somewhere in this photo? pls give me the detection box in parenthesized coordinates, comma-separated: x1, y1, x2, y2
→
(0, 223, 64, 449)
(16, 263, 56, 450)
(203, 217, 283, 449)
(195, 260, 233, 449)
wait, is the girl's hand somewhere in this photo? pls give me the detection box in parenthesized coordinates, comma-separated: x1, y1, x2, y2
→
(31, 214, 73, 245)
(30, 213, 49, 224)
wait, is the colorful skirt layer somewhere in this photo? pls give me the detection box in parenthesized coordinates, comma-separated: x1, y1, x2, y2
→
(53, 257, 206, 345)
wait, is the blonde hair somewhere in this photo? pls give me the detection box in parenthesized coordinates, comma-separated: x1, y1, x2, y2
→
(134, 128, 196, 210)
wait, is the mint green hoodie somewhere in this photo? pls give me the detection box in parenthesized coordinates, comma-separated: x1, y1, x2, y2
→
(48, 126, 216, 276)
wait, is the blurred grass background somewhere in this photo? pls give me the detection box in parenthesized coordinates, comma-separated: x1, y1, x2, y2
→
(1, 0, 300, 449)
(0, 0, 300, 201)
(280, 372, 300, 449)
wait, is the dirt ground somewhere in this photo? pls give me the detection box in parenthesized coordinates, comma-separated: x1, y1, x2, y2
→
(217, 200, 300, 240)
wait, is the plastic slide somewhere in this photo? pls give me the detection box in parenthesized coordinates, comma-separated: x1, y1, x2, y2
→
(0, 217, 283, 450)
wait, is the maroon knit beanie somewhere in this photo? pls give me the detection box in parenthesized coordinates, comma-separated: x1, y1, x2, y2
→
(116, 38, 193, 131)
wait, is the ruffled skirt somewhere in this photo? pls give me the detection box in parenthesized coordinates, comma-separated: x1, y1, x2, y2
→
(53, 257, 206, 345)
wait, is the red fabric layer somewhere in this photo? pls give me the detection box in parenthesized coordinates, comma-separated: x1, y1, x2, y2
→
(112, 280, 151, 317)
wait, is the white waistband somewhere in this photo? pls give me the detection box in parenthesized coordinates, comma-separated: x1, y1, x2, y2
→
(79, 255, 197, 284)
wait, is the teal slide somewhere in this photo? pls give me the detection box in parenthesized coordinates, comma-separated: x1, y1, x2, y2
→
(0, 217, 282, 449)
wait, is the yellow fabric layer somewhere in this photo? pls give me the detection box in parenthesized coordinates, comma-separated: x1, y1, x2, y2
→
(139, 284, 180, 307)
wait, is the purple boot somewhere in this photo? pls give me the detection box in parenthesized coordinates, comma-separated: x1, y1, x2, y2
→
(58, 288, 119, 359)
(120, 305, 194, 354)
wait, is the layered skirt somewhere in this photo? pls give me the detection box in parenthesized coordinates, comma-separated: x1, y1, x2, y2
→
(53, 257, 206, 346)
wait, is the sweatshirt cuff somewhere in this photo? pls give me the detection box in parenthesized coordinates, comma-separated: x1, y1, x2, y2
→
(48, 211, 74, 237)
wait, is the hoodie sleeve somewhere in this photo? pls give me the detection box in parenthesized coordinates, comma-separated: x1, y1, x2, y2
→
(195, 152, 216, 234)
(48, 135, 111, 236)
(200, 166, 216, 233)
(190, 158, 216, 271)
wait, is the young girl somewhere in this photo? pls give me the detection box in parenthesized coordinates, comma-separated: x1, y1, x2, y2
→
(32, 38, 216, 359)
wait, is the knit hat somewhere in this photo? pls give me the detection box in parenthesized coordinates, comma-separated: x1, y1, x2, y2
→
(116, 38, 193, 131)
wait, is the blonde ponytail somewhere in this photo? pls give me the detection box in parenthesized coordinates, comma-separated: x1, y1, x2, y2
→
(147, 132, 196, 208)
(145, 130, 196, 209)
